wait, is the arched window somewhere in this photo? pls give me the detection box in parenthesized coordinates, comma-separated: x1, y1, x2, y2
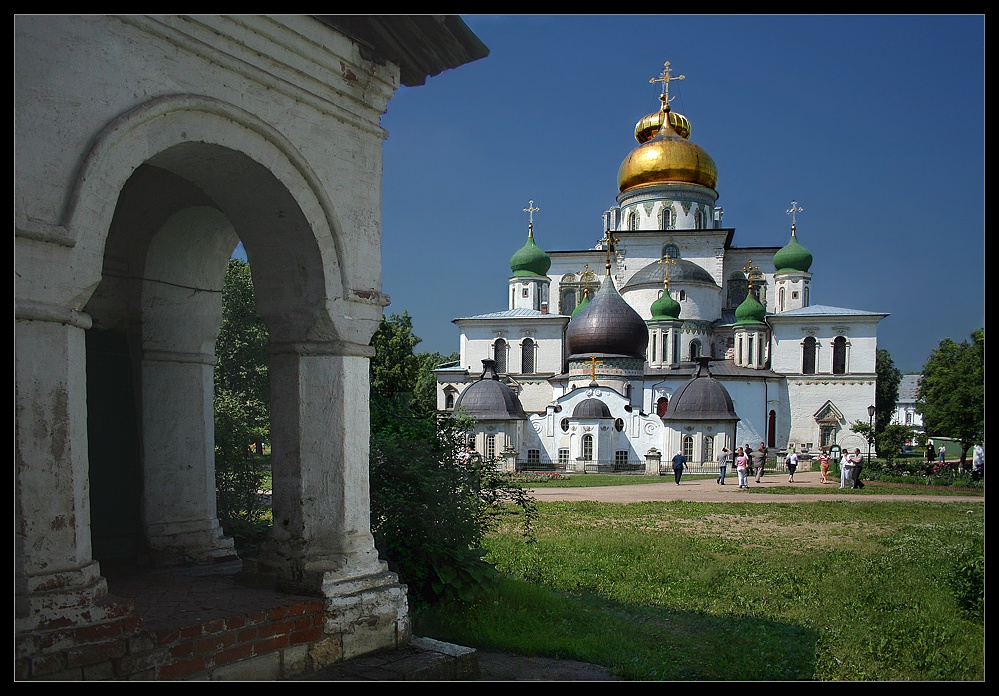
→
(703, 435, 714, 463)
(778, 287, 785, 312)
(832, 335, 847, 374)
(802, 336, 817, 375)
(628, 211, 638, 230)
(768, 410, 776, 448)
(727, 272, 749, 308)
(661, 208, 673, 230)
(521, 338, 535, 374)
(560, 288, 577, 315)
(444, 389, 456, 410)
(682, 434, 694, 459)
(582, 434, 594, 461)
(678, 290, 686, 301)
(650, 333, 657, 363)
(694, 210, 705, 228)
(494, 338, 508, 374)
(689, 340, 701, 361)
(656, 397, 669, 417)
(486, 434, 496, 459)
(662, 244, 679, 259)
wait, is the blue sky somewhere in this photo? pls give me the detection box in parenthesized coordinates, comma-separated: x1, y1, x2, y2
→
(378, 15, 984, 374)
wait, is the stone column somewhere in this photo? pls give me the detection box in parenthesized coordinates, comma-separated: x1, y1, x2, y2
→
(15, 304, 113, 632)
(249, 339, 408, 657)
(141, 350, 236, 565)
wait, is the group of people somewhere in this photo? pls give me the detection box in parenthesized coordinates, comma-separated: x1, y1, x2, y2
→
(838, 448, 865, 489)
(715, 443, 768, 488)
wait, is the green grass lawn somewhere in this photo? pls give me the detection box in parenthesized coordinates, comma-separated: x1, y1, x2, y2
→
(414, 498, 984, 681)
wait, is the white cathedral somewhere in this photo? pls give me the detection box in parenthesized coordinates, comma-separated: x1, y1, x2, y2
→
(434, 63, 886, 473)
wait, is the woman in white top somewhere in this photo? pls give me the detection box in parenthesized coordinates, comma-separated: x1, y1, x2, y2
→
(735, 447, 751, 489)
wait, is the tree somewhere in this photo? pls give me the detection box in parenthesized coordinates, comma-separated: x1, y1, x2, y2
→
(214, 258, 270, 525)
(367, 315, 534, 604)
(916, 329, 984, 466)
(369, 311, 421, 401)
(875, 349, 902, 434)
(215, 259, 270, 449)
(413, 351, 459, 416)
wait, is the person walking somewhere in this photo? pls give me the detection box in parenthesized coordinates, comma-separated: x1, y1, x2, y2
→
(851, 448, 865, 489)
(787, 448, 799, 483)
(818, 451, 831, 483)
(717, 446, 731, 485)
(938, 444, 946, 464)
(753, 443, 767, 483)
(671, 450, 686, 485)
(840, 449, 856, 489)
(735, 447, 751, 488)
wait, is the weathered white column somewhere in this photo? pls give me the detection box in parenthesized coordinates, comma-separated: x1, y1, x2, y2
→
(257, 340, 387, 583)
(141, 350, 236, 565)
(15, 304, 111, 631)
(250, 339, 408, 658)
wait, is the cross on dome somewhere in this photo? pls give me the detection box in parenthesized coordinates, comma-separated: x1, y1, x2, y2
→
(650, 60, 685, 108)
(786, 200, 803, 234)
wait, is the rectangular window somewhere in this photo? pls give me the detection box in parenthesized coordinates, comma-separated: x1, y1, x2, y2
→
(486, 434, 496, 459)
(527, 449, 541, 465)
(558, 448, 570, 466)
(615, 450, 629, 466)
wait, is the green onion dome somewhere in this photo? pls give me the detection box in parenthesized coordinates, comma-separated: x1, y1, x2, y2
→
(650, 291, 681, 321)
(570, 290, 591, 318)
(509, 228, 552, 277)
(772, 231, 813, 273)
(734, 291, 767, 325)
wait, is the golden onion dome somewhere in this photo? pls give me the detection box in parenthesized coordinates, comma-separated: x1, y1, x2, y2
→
(618, 105, 718, 193)
(635, 109, 690, 143)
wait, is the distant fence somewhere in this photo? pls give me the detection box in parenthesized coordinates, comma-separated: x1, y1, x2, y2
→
(516, 454, 810, 476)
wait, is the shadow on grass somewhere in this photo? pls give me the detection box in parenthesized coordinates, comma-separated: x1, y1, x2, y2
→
(414, 578, 820, 681)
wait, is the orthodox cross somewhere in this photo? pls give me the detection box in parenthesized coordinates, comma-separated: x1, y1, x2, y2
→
(742, 259, 760, 290)
(523, 200, 540, 235)
(587, 356, 604, 382)
(658, 254, 676, 290)
(650, 61, 685, 107)
(786, 200, 803, 234)
(602, 228, 619, 275)
(579, 263, 593, 297)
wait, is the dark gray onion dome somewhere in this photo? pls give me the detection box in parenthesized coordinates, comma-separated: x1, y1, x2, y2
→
(662, 358, 740, 422)
(622, 258, 718, 291)
(453, 359, 527, 420)
(565, 274, 649, 358)
(572, 398, 612, 419)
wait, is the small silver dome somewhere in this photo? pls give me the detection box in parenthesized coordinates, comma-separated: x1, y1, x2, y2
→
(453, 360, 528, 420)
(572, 398, 612, 419)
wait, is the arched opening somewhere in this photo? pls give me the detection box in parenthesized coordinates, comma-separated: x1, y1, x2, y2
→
(802, 336, 817, 375)
(832, 335, 847, 374)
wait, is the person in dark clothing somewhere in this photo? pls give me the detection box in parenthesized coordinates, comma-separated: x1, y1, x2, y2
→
(671, 451, 686, 485)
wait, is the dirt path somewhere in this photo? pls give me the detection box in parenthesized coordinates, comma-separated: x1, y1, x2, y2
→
(526, 468, 983, 504)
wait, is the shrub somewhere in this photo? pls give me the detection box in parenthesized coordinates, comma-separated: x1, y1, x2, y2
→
(369, 408, 536, 606)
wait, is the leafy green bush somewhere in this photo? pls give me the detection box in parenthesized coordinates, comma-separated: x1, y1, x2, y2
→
(214, 390, 268, 525)
(369, 406, 535, 606)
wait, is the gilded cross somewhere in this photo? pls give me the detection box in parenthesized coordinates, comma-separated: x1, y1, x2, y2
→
(650, 61, 685, 106)
(602, 229, 619, 274)
(786, 200, 803, 232)
(587, 356, 604, 382)
(742, 259, 760, 290)
(658, 254, 676, 290)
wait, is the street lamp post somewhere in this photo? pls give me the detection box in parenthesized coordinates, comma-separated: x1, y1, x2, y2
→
(867, 404, 876, 466)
